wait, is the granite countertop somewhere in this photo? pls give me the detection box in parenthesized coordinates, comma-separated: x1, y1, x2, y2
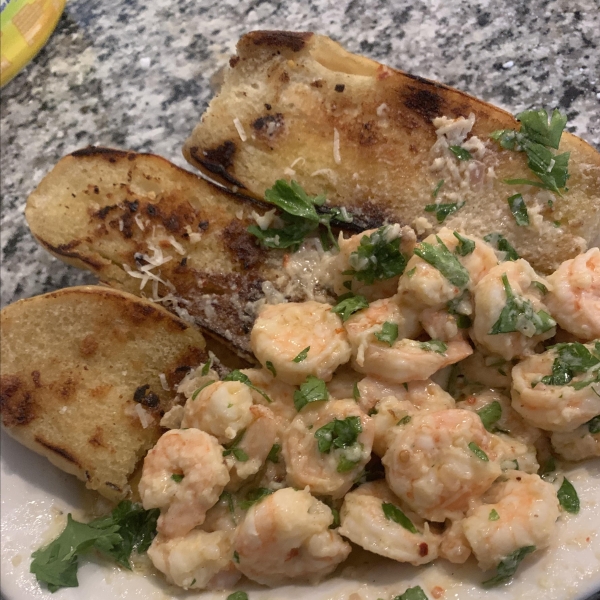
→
(1, 0, 599, 308)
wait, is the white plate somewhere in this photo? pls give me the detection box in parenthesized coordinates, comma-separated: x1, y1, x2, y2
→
(2, 428, 600, 600)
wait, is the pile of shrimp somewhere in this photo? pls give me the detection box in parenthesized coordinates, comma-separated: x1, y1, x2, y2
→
(138, 226, 600, 592)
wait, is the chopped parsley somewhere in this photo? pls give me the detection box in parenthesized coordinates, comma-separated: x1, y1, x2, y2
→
(419, 340, 448, 354)
(539, 457, 557, 482)
(382, 502, 418, 534)
(489, 274, 556, 336)
(226, 591, 248, 600)
(331, 294, 369, 322)
(588, 416, 600, 434)
(393, 586, 429, 600)
(397, 415, 412, 426)
(267, 443, 281, 463)
(232, 551, 240, 564)
(330, 507, 341, 528)
(490, 108, 570, 195)
(453, 231, 475, 256)
(292, 346, 310, 362)
(468, 441, 489, 461)
(353, 382, 361, 402)
(413, 236, 470, 288)
(247, 180, 352, 251)
(201, 358, 212, 376)
(239, 488, 273, 510)
(374, 321, 399, 346)
(266, 361, 277, 377)
(170, 473, 184, 483)
(294, 375, 329, 411)
(30, 501, 159, 592)
(476, 401, 503, 432)
(446, 292, 472, 329)
(432, 179, 445, 198)
(314, 416, 362, 453)
(507, 193, 530, 226)
(222, 430, 249, 462)
(482, 545, 536, 587)
(424, 201, 464, 223)
(489, 509, 500, 521)
(344, 226, 408, 284)
(531, 281, 548, 295)
(483, 232, 520, 261)
(449, 145, 472, 161)
(223, 370, 272, 403)
(557, 477, 580, 514)
(220, 491, 235, 516)
(540, 342, 600, 386)
(337, 455, 361, 473)
(191, 380, 215, 400)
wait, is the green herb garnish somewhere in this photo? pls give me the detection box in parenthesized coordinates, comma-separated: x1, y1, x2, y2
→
(557, 477, 580, 514)
(331, 294, 369, 322)
(267, 443, 281, 463)
(453, 231, 475, 256)
(353, 382, 360, 402)
(191, 380, 215, 400)
(468, 441, 489, 461)
(588, 415, 600, 434)
(220, 491, 235, 516)
(227, 591, 248, 600)
(507, 193, 530, 226)
(222, 429, 249, 462)
(397, 415, 412, 426)
(482, 546, 536, 587)
(314, 416, 362, 453)
(489, 508, 500, 521)
(266, 361, 277, 377)
(293, 347, 310, 362)
(540, 342, 600, 386)
(330, 508, 341, 528)
(393, 586, 429, 600)
(477, 401, 503, 432)
(483, 232, 520, 261)
(171, 473, 184, 483)
(419, 340, 448, 354)
(424, 201, 464, 223)
(382, 502, 418, 533)
(432, 179, 445, 198)
(201, 358, 212, 376)
(413, 236, 470, 288)
(239, 488, 273, 510)
(337, 455, 361, 473)
(531, 281, 548, 295)
(293, 375, 329, 411)
(449, 145, 472, 161)
(224, 370, 272, 403)
(374, 321, 399, 346)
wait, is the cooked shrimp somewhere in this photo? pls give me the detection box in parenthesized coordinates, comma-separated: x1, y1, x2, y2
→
(471, 260, 556, 360)
(551, 422, 600, 461)
(181, 380, 254, 444)
(147, 530, 240, 590)
(139, 429, 229, 538)
(233, 487, 351, 586)
(251, 301, 351, 385)
(545, 248, 600, 341)
(339, 480, 440, 565)
(383, 409, 503, 521)
(344, 296, 422, 366)
(419, 307, 462, 341)
(201, 491, 243, 533)
(456, 351, 513, 390)
(326, 364, 363, 400)
(439, 520, 472, 564)
(351, 336, 473, 384)
(511, 345, 600, 432)
(283, 399, 374, 498)
(330, 225, 417, 301)
(398, 228, 498, 309)
(462, 471, 559, 571)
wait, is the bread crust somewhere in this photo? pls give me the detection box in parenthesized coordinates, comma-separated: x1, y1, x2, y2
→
(183, 31, 600, 273)
(0, 286, 206, 500)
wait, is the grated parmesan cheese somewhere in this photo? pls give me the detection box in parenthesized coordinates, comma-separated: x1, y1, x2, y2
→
(134, 213, 145, 231)
(290, 157, 305, 169)
(159, 373, 170, 390)
(376, 103, 388, 117)
(283, 167, 296, 176)
(233, 118, 247, 142)
(333, 127, 341, 164)
(118, 218, 124, 232)
(134, 404, 153, 429)
(251, 208, 277, 230)
(167, 236, 186, 256)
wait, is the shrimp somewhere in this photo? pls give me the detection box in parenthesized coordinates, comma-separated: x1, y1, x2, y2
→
(283, 399, 374, 498)
(181, 380, 255, 444)
(471, 260, 556, 360)
(139, 429, 229, 538)
(147, 530, 240, 590)
(439, 520, 472, 564)
(344, 296, 422, 366)
(339, 480, 440, 565)
(456, 351, 513, 391)
(383, 409, 503, 521)
(329, 225, 417, 301)
(326, 364, 363, 400)
(461, 471, 559, 571)
(398, 228, 498, 310)
(233, 487, 351, 586)
(511, 344, 600, 432)
(251, 301, 351, 385)
(419, 307, 462, 341)
(551, 422, 600, 461)
(545, 248, 600, 341)
(351, 336, 473, 384)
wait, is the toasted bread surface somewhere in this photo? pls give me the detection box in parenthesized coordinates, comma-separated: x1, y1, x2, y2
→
(25, 148, 291, 361)
(0, 286, 206, 500)
(183, 31, 600, 273)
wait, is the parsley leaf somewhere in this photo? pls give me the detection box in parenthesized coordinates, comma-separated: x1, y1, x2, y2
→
(477, 401, 503, 432)
(353, 382, 361, 401)
(239, 488, 273, 510)
(453, 231, 475, 256)
(393, 586, 429, 600)
(468, 441, 489, 461)
(449, 145, 472, 161)
(314, 416, 362, 453)
(227, 591, 248, 600)
(397, 415, 412, 425)
(267, 443, 281, 463)
(518, 108, 567, 148)
(482, 546, 536, 587)
(507, 193, 530, 226)
(557, 477, 580, 514)
(432, 179, 445, 198)
(30, 502, 158, 592)
(489, 274, 556, 336)
(539, 457, 557, 482)
(531, 281, 548, 295)
(266, 361, 277, 377)
(294, 375, 329, 411)
(419, 340, 448, 354)
(483, 233, 520, 261)
(374, 321, 399, 346)
(171, 473, 184, 483)
(587, 416, 600, 434)
(331, 294, 369, 322)
(413, 236, 470, 288)
(382, 502, 418, 533)
(292, 347, 310, 362)
(489, 509, 500, 521)
(337, 455, 361, 473)
(345, 226, 408, 284)
(223, 370, 272, 403)
(424, 201, 465, 223)
(540, 342, 600, 386)
(191, 380, 215, 400)
(222, 429, 249, 462)
(220, 491, 235, 516)
(201, 358, 212, 376)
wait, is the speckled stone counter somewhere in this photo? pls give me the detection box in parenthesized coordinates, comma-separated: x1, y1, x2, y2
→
(1, 0, 599, 307)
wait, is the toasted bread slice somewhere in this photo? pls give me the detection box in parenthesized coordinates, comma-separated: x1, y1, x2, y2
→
(0, 286, 206, 501)
(25, 148, 295, 361)
(183, 31, 600, 273)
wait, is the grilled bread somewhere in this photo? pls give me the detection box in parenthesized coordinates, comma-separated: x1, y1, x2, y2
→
(24, 147, 297, 362)
(183, 31, 600, 273)
(0, 286, 206, 501)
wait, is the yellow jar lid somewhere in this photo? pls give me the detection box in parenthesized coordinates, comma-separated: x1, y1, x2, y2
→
(1, 0, 66, 87)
